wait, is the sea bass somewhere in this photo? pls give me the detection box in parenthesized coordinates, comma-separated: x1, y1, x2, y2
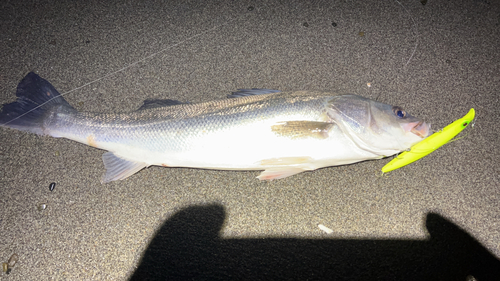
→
(0, 72, 430, 183)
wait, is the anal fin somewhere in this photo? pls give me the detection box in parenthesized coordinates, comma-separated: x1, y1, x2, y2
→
(257, 167, 308, 181)
(101, 152, 148, 183)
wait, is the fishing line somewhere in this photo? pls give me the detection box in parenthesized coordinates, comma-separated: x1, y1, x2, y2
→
(364, 0, 418, 102)
(445, 114, 476, 143)
(394, 0, 419, 68)
(1, 13, 245, 127)
(2, 1, 417, 126)
(376, 169, 390, 178)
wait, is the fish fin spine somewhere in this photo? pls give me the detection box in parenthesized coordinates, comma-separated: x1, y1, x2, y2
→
(228, 88, 280, 98)
(138, 99, 188, 110)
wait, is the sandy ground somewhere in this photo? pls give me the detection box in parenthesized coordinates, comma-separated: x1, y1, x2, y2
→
(1, 0, 499, 280)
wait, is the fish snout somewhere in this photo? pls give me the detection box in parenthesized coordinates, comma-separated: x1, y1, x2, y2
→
(410, 121, 431, 138)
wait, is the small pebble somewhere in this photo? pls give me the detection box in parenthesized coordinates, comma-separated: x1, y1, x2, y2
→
(318, 224, 334, 234)
(446, 59, 451, 63)
(303, 22, 309, 27)
(49, 182, 56, 191)
(247, 6, 254, 11)
(7, 254, 17, 268)
(332, 22, 337, 27)
(38, 203, 47, 211)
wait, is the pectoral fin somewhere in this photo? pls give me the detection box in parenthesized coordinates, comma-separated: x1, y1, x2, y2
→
(101, 152, 148, 183)
(271, 121, 334, 139)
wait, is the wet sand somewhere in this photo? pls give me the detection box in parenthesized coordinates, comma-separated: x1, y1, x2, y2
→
(1, 0, 499, 279)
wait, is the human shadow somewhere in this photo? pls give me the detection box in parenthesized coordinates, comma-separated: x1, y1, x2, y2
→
(130, 204, 500, 280)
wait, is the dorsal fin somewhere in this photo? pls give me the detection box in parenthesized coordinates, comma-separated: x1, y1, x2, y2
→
(138, 99, 188, 110)
(227, 88, 280, 98)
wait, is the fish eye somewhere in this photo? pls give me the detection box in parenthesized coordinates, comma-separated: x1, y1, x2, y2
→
(392, 106, 406, 118)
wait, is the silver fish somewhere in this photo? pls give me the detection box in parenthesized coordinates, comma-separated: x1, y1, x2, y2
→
(0, 72, 430, 183)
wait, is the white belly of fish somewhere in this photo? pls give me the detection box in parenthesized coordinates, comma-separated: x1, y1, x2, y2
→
(110, 120, 377, 172)
(46, 102, 374, 181)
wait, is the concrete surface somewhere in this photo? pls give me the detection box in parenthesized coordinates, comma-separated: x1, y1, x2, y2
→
(0, 0, 499, 279)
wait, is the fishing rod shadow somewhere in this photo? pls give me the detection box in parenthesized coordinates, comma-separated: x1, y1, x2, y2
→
(130, 204, 500, 280)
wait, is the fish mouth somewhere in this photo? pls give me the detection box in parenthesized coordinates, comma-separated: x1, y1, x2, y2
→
(410, 120, 431, 138)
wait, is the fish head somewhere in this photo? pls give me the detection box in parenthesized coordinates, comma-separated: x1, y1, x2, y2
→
(327, 95, 431, 155)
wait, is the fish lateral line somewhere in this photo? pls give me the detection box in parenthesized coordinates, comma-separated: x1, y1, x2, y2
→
(381, 108, 475, 173)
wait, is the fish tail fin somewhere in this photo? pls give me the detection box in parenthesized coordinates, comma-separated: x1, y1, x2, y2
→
(0, 72, 75, 135)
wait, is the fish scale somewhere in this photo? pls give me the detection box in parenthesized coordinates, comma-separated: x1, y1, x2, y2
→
(0, 72, 430, 183)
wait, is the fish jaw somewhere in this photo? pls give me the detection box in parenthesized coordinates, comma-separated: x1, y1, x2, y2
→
(411, 121, 431, 138)
(400, 120, 431, 138)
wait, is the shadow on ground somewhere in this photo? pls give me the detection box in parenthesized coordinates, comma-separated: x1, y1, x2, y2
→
(130, 204, 499, 280)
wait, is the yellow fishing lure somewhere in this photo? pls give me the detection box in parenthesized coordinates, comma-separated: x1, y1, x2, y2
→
(382, 108, 475, 173)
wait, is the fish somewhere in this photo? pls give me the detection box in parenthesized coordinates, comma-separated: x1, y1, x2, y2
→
(0, 72, 430, 183)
